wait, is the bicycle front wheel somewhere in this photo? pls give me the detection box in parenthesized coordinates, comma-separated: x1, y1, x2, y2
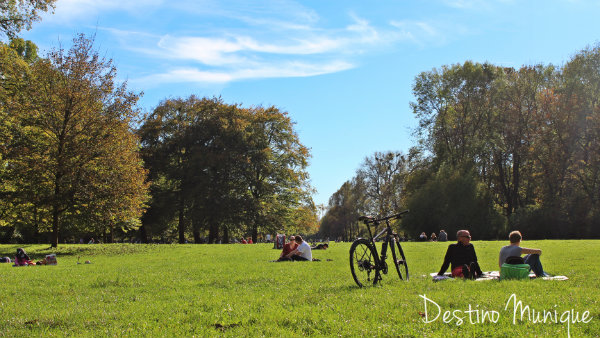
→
(350, 239, 380, 287)
(391, 239, 409, 281)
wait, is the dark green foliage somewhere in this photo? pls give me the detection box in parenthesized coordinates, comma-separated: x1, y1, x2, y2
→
(406, 45, 600, 239)
(322, 44, 600, 240)
(403, 166, 504, 240)
(138, 96, 315, 244)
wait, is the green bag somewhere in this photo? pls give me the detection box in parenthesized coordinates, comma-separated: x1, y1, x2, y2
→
(500, 263, 531, 280)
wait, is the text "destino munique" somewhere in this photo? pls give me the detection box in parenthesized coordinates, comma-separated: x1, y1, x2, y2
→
(419, 294, 593, 338)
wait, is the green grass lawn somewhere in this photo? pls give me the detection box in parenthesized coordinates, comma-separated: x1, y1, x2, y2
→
(0, 240, 598, 337)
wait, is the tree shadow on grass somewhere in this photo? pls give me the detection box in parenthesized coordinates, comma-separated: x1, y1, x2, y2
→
(0, 244, 94, 259)
(0, 244, 157, 260)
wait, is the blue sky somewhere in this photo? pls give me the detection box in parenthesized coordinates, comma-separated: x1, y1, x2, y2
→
(21, 0, 600, 207)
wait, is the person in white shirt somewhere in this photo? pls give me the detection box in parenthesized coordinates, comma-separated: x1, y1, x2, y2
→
(285, 235, 312, 261)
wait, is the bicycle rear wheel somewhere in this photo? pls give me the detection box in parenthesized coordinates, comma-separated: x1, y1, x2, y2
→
(350, 239, 380, 287)
(391, 238, 409, 281)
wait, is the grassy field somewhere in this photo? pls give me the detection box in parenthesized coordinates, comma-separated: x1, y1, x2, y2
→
(0, 240, 598, 337)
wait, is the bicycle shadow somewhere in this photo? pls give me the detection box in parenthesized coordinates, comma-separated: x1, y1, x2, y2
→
(326, 283, 388, 292)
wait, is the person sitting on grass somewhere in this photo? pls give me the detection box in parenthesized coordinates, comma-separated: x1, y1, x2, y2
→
(437, 230, 483, 279)
(277, 236, 298, 261)
(438, 229, 448, 242)
(311, 243, 329, 250)
(499, 230, 548, 277)
(284, 235, 312, 261)
(14, 248, 33, 266)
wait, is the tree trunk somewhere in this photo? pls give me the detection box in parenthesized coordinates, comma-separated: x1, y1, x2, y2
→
(511, 152, 521, 213)
(139, 224, 148, 243)
(208, 220, 219, 243)
(193, 228, 201, 244)
(222, 226, 229, 244)
(192, 211, 201, 243)
(51, 163, 63, 248)
(252, 224, 258, 244)
(494, 152, 512, 217)
(51, 205, 60, 248)
(178, 193, 185, 244)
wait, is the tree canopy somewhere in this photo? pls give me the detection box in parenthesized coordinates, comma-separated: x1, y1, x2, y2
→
(139, 96, 315, 244)
(1, 34, 148, 246)
(320, 44, 600, 240)
(0, 0, 57, 39)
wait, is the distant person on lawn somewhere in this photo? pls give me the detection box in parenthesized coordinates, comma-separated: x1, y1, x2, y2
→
(284, 235, 312, 261)
(437, 230, 483, 279)
(438, 229, 448, 242)
(14, 248, 33, 266)
(311, 243, 328, 250)
(499, 230, 548, 277)
(277, 236, 298, 261)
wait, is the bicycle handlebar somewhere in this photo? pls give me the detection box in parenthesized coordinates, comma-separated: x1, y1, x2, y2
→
(359, 210, 409, 225)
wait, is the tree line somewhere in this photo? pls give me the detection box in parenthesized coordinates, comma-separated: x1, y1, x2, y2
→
(0, 36, 317, 245)
(2, 4, 599, 244)
(321, 46, 600, 241)
(0, 5, 316, 245)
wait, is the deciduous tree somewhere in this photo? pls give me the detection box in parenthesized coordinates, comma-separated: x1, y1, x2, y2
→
(8, 34, 148, 247)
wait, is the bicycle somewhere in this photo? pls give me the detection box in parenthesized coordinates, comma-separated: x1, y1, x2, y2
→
(349, 210, 409, 287)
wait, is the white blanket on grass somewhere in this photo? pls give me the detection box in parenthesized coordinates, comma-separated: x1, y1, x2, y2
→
(430, 272, 568, 281)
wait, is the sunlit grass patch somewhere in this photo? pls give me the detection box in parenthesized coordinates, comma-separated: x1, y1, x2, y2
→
(0, 241, 598, 337)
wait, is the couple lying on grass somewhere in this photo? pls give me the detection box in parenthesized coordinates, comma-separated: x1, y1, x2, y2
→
(437, 230, 548, 279)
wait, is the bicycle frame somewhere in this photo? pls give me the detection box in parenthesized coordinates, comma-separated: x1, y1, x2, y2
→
(361, 211, 408, 272)
(350, 210, 409, 287)
(366, 220, 397, 272)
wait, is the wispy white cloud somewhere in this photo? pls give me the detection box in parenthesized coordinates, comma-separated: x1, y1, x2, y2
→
(389, 19, 469, 47)
(173, 0, 320, 29)
(441, 0, 519, 10)
(115, 10, 404, 85)
(132, 60, 354, 86)
(44, 0, 164, 22)
(54, 0, 459, 85)
(441, 0, 488, 9)
(157, 36, 248, 66)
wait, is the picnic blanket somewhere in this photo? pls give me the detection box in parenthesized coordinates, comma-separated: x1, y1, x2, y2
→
(430, 272, 568, 281)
